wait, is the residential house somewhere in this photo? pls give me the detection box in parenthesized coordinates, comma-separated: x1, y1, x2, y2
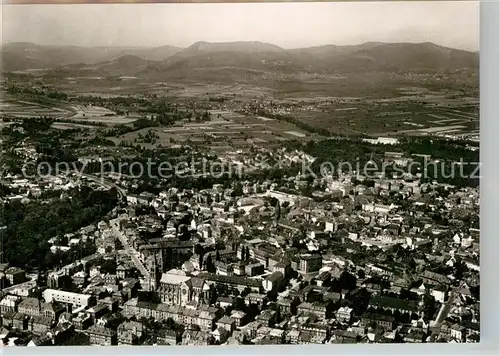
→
(47, 271, 71, 290)
(117, 321, 145, 345)
(230, 310, 248, 327)
(27, 334, 53, 347)
(4, 267, 26, 286)
(272, 261, 292, 278)
(404, 329, 426, 343)
(450, 323, 466, 342)
(156, 329, 179, 345)
(181, 329, 214, 346)
(212, 327, 231, 344)
(86, 325, 118, 346)
(216, 315, 236, 333)
(1, 295, 21, 315)
(29, 316, 55, 335)
(217, 296, 234, 308)
(301, 323, 330, 342)
(245, 263, 265, 277)
(299, 254, 322, 274)
(263, 272, 284, 292)
(72, 271, 87, 286)
(50, 322, 75, 345)
(255, 309, 278, 327)
(336, 306, 353, 323)
(12, 313, 30, 330)
(316, 271, 331, 287)
(17, 297, 41, 317)
(98, 297, 119, 313)
(86, 304, 109, 322)
(72, 313, 93, 331)
(41, 302, 65, 321)
(297, 302, 328, 319)
(116, 264, 132, 280)
(330, 329, 358, 344)
(276, 299, 293, 317)
(245, 293, 267, 308)
(361, 312, 395, 331)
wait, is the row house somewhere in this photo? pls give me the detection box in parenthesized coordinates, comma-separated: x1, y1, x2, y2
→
(297, 302, 328, 319)
(368, 295, 420, 317)
(301, 323, 330, 342)
(86, 325, 118, 346)
(361, 312, 395, 331)
(123, 299, 221, 331)
(17, 298, 64, 321)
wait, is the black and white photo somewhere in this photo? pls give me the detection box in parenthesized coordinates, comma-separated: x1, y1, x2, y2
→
(0, 1, 480, 348)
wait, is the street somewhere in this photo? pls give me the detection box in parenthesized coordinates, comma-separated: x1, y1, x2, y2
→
(429, 286, 460, 342)
(110, 219, 150, 280)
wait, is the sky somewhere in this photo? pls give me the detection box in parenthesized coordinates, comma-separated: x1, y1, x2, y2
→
(1, 1, 480, 51)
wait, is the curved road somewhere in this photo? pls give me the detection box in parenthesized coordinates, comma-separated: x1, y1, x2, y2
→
(78, 173, 126, 201)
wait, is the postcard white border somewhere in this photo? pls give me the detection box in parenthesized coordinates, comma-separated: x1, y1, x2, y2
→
(2, 1, 499, 355)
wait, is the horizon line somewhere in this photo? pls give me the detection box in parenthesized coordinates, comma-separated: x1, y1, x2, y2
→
(1, 40, 479, 53)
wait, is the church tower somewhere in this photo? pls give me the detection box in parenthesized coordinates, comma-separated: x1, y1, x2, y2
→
(150, 252, 161, 291)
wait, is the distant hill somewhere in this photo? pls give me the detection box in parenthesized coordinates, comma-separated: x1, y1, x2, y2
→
(1, 51, 53, 72)
(141, 41, 301, 77)
(141, 41, 478, 82)
(0, 42, 182, 72)
(177, 41, 285, 55)
(1, 41, 478, 80)
(84, 55, 158, 77)
(129, 45, 183, 61)
(291, 42, 478, 73)
(35, 55, 160, 78)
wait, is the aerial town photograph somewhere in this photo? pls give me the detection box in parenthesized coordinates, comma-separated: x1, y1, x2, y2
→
(0, 1, 480, 348)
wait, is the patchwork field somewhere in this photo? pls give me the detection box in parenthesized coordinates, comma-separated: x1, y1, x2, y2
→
(2, 74, 478, 149)
(278, 87, 478, 138)
(0, 99, 73, 118)
(0, 98, 140, 127)
(108, 110, 318, 152)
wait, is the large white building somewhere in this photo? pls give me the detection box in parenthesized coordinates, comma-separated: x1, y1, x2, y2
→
(43, 289, 94, 309)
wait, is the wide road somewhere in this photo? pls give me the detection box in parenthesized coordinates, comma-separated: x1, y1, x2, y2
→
(110, 218, 150, 281)
(429, 285, 460, 342)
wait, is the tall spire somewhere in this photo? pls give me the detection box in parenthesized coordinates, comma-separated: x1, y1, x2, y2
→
(151, 252, 159, 291)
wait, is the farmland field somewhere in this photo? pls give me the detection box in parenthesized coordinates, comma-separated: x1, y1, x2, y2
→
(107, 110, 318, 152)
(2, 69, 478, 150)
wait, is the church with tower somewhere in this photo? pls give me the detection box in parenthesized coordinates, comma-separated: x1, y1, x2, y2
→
(156, 269, 210, 307)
